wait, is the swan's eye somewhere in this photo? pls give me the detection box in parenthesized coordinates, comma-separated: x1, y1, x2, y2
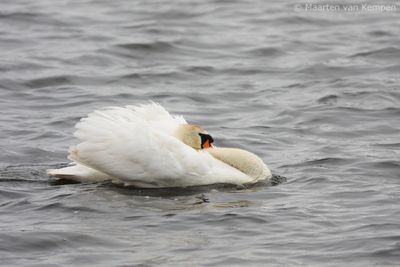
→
(199, 133, 214, 149)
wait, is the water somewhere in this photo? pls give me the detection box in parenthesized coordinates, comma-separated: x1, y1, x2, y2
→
(1, 0, 400, 266)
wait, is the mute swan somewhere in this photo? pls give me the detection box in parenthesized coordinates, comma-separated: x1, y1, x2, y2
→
(47, 103, 272, 188)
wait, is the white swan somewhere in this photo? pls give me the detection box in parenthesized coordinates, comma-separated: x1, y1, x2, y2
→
(47, 103, 272, 188)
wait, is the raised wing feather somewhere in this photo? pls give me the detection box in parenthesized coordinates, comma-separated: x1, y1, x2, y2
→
(126, 102, 186, 135)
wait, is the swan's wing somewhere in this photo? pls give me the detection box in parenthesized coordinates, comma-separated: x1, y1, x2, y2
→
(68, 104, 250, 187)
(126, 102, 187, 135)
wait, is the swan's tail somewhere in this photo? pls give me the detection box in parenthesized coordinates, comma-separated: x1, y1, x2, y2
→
(47, 164, 111, 183)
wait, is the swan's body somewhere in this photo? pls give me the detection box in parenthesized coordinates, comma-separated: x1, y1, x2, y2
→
(47, 103, 272, 188)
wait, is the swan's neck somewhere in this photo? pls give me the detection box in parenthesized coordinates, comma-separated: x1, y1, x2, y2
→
(206, 147, 271, 181)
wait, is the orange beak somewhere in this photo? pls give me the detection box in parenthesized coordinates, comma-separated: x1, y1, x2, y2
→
(203, 139, 212, 148)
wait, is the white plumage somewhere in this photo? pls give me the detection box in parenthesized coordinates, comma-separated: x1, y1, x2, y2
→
(48, 103, 271, 188)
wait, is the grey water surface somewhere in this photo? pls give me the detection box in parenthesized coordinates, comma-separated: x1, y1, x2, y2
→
(1, 0, 400, 266)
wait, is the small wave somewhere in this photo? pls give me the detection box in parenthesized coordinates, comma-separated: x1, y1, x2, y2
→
(368, 30, 395, 37)
(349, 47, 400, 60)
(116, 40, 179, 52)
(372, 142, 400, 148)
(183, 65, 215, 74)
(273, 14, 334, 26)
(0, 11, 70, 27)
(297, 64, 363, 78)
(23, 75, 71, 89)
(317, 94, 339, 104)
(316, 90, 400, 111)
(120, 69, 181, 79)
(203, 212, 268, 224)
(362, 160, 400, 171)
(34, 202, 100, 213)
(0, 189, 26, 199)
(242, 46, 283, 57)
(0, 231, 122, 253)
(370, 246, 400, 258)
(383, 64, 400, 73)
(282, 157, 356, 168)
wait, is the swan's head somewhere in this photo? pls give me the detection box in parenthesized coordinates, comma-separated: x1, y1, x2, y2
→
(174, 124, 214, 149)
